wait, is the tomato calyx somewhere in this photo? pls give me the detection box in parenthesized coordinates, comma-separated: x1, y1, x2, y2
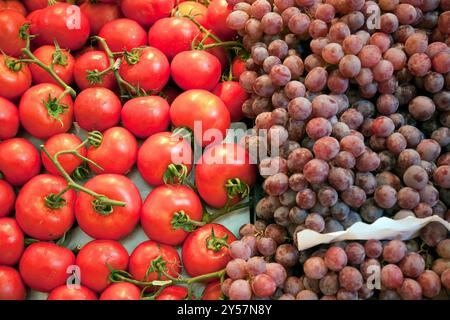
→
(123, 48, 143, 65)
(19, 23, 33, 41)
(92, 198, 114, 215)
(145, 255, 168, 281)
(171, 210, 206, 232)
(163, 164, 189, 185)
(87, 131, 103, 148)
(43, 94, 70, 125)
(51, 41, 68, 67)
(2, 53, 25, 72)
(44, 192, 68, 209)
(205, 228, 229, 252)
(226, 178, 250, 201)
(71, 163, 91, 181)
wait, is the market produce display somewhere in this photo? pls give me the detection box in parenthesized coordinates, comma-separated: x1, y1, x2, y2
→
(0, 0, 449, 302)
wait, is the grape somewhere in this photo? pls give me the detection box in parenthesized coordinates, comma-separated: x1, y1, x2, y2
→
(436, 239, 450, 259)
(274, 206, 290, 227)
(339, 55, 361, 78)
(399, 252, 425, 278)
(296, 189, 317, 210)
(340, 135, 365, 157)
(355, 173, 377, 195)
(283, 55, 304, 79)
(345, 242, 366, 266)
(288, 13, 310, 35)
(242, 235, 258, 257)
(372, 60, 394, 82)
(336, 289, 358, 300)
(245, 19, 263, 40)
(221, 278, 233, 297)
(333, 152, 356, 169)
(303, 257, 328, 280)
(433, 165, 450, 188)
(420, 222, 448, 247)
(398, 278, 422, 300)
(230, 241, 252, 260)
(327, 70, 349, 94)
(284, 81, 306, 99)
(275, 244, 299, 268)
(318, 187, 338, 207)
(256, 237, 277, 256)
(265, 263, 287, 287)
(358, 45, 382, 68)
(246, 256, 267, 276)
(386, 132, 407, 155)
(379, 289, 401, 300)
(305, 117, 332, 140)
(374, 185, 397, 209)
(296, 290, 319, 300)
(419, 185, 439, 207)
(355, 150, 381, 172)
(288, 174, 309, 192)
(284, 276, 304, 296)
(303, 159, 329, 184)
(278, 293, 295, 300)
(417, 270, 441, 298)
(310, 37, 329, 55)
(227, 10, 250, 30)
(341, 186, 367, 208)
(322, 43, 344, 65)
(305, 67, 328, 92)
(383, 240, 407, 263)
(360, 258, 381, 280)
(408, 53, 431, 77)
(339, 267, 363, 292)
(263, 173, 289, 196)
(239, 224, 257, 238)
(355, 68, 374, 86)
(324, 246, 348, 272)
(265, 224, 287, 245)
(313, 137, 340, 161)
(319, 272, 339, 296)
(441, 269, 450, 290)
(381, 264, 404, 289)
(226, 259, 248, 280)
(228, 279, 252, 300)
(288, 97, 312, 121)
(261, 12, 283, 35)
(403, 165, 428, 190)
(251, 274, 277, 298)
(308, 19, 328, 39)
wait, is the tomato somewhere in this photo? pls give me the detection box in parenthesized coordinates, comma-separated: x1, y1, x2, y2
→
(199, 34, 229, 71)
(121, 0, 174, 28)
(141, 185, 203, 246)
(98, 18, 147, 52)
(75, 174, 142, 240)
(202, 281, 223, 300)
(0, 1, 27, 16)
(100, 282, 141, 300)
(0, 218, 24, 266)
(0, 180, 15, 217)
(0, 138, 41, 186)
(0, 55, 32, 101)
(75, 240, 129, 293)
(74, 87, 121, 132)
(121, 96, 170, 139)
(29, 45, 75, 86)
(148, 17, 200, 60)
(182, 224, 236, 277)
(137, 132, 193, 186)
(207, 0, 236, 40)
(156, 286, 188, 300)
(47, 285, 98, 300)
(171, 50, 221, 91)
(87, 127, 138, 175)
(41, 133, 86, 176)
(19, 242, 75, 292)
(177, 1, 208, 28)
(231, 56, 246, 81)
(170, 89, 231, 147)
(119, 47, 170, 93)
(129, 240, 181, 283)
(73, 50, 116, 90)
(162, 86, 182, 104)
(80, 1, 122, 36)
(24, 0, 61, 11)
(0, 10, 27, 57)
(0, 97, 19, 140)
(212, 81, 249, 122)
(0, 266, 26, 300)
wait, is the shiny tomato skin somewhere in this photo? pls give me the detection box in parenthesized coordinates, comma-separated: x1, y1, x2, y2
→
(0, 138, 41, 187)
(0, 96, 19, 140)
(0, 180, 15, 218)
(73, 50, 116, 90)
(75, 239, 129, 293)
(201, 35, 229, 71)
(0, 55, 32, 101)
(141, 185, 203, 246)
(137, 132, 193, 186)
(19, 83, 74, 139)
(182, 224, 236, 277)
(207, 0, 236, 40)
(80, 1, 122, 36)
(170, 89, 231, 147)
(202, 281, 223, 300)
(47, 285, 98, 300)
(0, 218, 24, 266)
(87, 127, 138, 175)
(19, 242, 76, 292)
(0, 10, 27, 57)
(75, 174, 142, 240)
(212, 81, 249, 122)
(0, 266, 26, 300)
(98, 18, 147, 52)
(121, 0, 174, 28)
(231, 56, 246, 80)
(0, 1, 27, 16)
(177, 1, 209, 28)
(162, 86, 182, 104)
(156, 286, 188, 300)
(171, 50, 221, 91)
(74, 87, 121, 132)
(121, 96, 170, 139)
(24, 0, 61, 11)
(100, 282, 141, 300)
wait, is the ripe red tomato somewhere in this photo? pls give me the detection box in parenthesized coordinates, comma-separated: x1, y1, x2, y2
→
(41, 133, 86, 176)
(73, 50, 116, 90)
(0, 138, 41, 186)
(24, 0, 61, 11)
(74, 87, 121, 132)
(0, 55, 32, 101)
(212, 81, 249, 122)
(75, 174, 142, 240)
(182, 223, 236, 277)
(19, 242, 75, 292)
(119, 47, 170, 93)
(29, 45, 75, 86)
(207, 0, 236, 40)
(195, 143, 256, 208)
(156, 286, 188, 300)
(100, 282, 141, 300)
(0, 180, 15, 218)
(198, 34, 229, 71)
(137, 132, 193, 186)
(129, 240, 181, 283)
(0, 97, 19, 140)
(75, 239, 129, 293)
(121, 0, 174, 28)
(170, 89, 231, 147)
(141, 185, 203, 246)
(0, 266, 26, 300)
(0, 10, 27, 57)
(231, 56, 246, 80)
(162, 86, 182, 104)
(80, 1, 122, 36)
(171, 50, 221, 91)
(98, 18, 147, 52)
(202, 281, 223, 300)
(148, 17, 200, 60)
(0, 217, 24, 266)
(19, 83, 74, 139)
(87, 127, 138, 175)
(15, 174, 76, 241)
(177, 1, 209, 28)
(0, 1, 27, 16)
(47, 285, 98, 300)
(121, 96, 170, 139)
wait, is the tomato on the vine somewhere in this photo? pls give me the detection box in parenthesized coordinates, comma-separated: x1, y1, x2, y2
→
(73, 50, 117, 90)
(0, 180, 15, 218)
(98, 18, 147, 52)
(0, 217, 24, 266)
(80, 1, 122, 36)
(206, 0, 237, 40)
(0, 97, 19, 140)
(0, 9, 27, 57)
(156, 286, 188, 300)
(0, 1, 27, 16)
(212, 81, 249, 122)
(231, 56, 246, 80)
(23, 0, 61, 11)
(0, 266, 26, 300)
(198, 34, 229, 71)
(202, 281, 223, 300)
(121, 0, 174, 28)
(100, 282, 141, 300)
(0, 55, 32, 101)
(177, 1, 209, 28)
(47, 285, 98, 301)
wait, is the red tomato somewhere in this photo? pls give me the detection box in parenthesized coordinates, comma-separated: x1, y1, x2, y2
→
(100, 282, 141, 300)
(177, 1, 209, 28)
(195, 143, 256, 208)
(137, 132, 193, 186)
(75, 239, 129, 293)
(231, 56, 246, 80)
(0, 218, 24, 266)
(29, 45, 75, 86)
(47, 285, 98, 300)
(141, 185, 203, 246)
(0, 138, 41, 186)
(171, 50, 221, 91)
(182, 224, 236, 277)
(19, 242, 75, 292)
(0, 180, 15, 218)
(0, 55, 32, 101)
(24, 0, 61, 11)
(121, 0, 174, 28)
(121, 96, 170, 139)
(75, 174, 142, 240)
(0, 266, 26, 300)
(73, 50, 116, 90)
(212, 81, 249, 122)
(148, 17, 200, 60)
(74, 87, 121, 132)
(0, 1, 27, 16)
(98, 18, 147, 52)
(129, 240, 181, 283)
(170, 89, 231, 147)
(199, 34, 229, 71)
(207, 0, 237, 40)
(0, 10, 27, 57)
(162, 86, 182, 104)
(0, 97, 19, 140)
(119, 47, 170, 93)
(15, 174, 76, 241)
(87, 127, 138, 175)
(80, 1, 122, 36)
(202, 281, 223, 300)
(156, 286, 188, 300)
(31, 3, 90, 51)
